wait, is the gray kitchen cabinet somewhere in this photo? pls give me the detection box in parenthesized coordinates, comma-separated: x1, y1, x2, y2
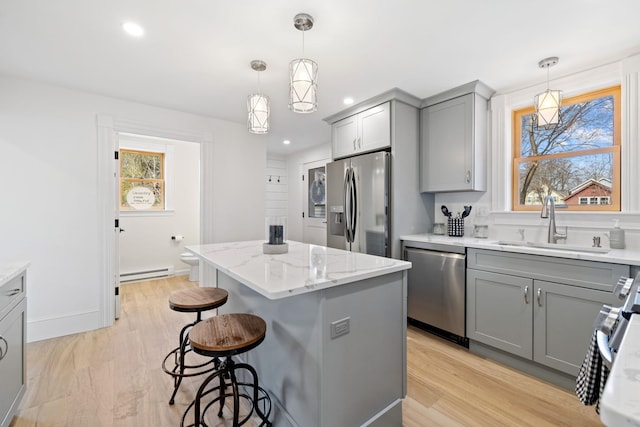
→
(419, 80, 493, 193)
(534, 280, 615, 376)
(331, 102, 390, 159)
(0, 269, 26, 427)
(467, 269, 533, 359)
(467, 249, 624, 378)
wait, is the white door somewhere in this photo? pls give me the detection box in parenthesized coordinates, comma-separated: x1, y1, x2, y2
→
(113, 137, 121, 319)
(303, 159, 328, 246)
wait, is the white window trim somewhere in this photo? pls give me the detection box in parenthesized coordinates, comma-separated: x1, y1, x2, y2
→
(489, 53, 640, 226)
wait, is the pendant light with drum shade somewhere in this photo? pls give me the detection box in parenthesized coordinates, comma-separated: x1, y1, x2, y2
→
(535, 57, 562, 129)
(289, 13, 318, 113)
(247, 60, 270, 134)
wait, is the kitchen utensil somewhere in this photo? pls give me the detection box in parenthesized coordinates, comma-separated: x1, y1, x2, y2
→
(441, 205, 452, 217)
(462, 205, 472, 218)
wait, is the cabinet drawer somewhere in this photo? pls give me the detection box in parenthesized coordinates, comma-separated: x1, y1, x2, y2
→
(0, 273, 25, 319)
(0, 298, 26, 427)
(467, 248, 628, 292)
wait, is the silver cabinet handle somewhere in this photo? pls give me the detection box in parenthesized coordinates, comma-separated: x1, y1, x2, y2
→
(537, 288, 542, 306)
(465, 170, 471, 183)
(524, 285, 529, 304)
(6, 288, 20, 296)
(358, 137, 362, 149)
(353, 138, 357, 151)
(0, 336, 7, 361)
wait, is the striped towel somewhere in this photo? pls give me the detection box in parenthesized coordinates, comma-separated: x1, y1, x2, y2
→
(576, 329, 610, 413)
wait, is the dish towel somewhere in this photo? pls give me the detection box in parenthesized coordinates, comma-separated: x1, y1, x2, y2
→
(576, 329, 610, 413)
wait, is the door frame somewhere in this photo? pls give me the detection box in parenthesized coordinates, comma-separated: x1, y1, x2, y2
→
(97, 115, 212, 327)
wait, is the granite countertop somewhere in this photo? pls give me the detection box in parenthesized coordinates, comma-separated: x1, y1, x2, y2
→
(401, 234, 640, 266)
(186, 240, 411, 300)
(600, 314, 640, 426)
(0, 262, 30, 287)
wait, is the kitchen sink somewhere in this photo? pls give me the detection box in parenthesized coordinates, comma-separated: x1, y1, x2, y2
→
(495, 240, 610, 254)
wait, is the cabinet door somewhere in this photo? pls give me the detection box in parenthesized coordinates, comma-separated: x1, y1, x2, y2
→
(533, 280, 616, 376)
(420, 94, 473, 192)
(467, 269, 533, 359)
(358, 102, 390, 153)
(332, 115, 358, 159)
(0, 298, 26, 427)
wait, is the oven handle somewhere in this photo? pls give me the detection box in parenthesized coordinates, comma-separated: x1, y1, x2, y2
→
(596, 330, 613, 369)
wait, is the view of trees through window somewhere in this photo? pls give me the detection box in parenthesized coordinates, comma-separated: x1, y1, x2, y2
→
(512, 86, 620, 211)
(120, 149, 165, 210)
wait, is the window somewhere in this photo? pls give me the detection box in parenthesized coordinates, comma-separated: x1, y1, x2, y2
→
(120, 149, 165, 210)
(512, 86, 620, 211)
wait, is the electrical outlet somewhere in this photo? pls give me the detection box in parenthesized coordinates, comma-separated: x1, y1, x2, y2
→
(330, 317, 350, 339)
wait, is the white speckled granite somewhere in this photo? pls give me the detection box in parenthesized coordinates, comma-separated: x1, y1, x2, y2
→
(0, 262, 30, 287)
(401, 234, 640, 266)
(186, 240, 411, 300)
(600, 314, 640, 426)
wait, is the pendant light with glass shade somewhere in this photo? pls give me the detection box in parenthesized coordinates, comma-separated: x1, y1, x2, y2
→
(289, 13, 318, 113)
(247, 60, 270, 134)
(535, 57, 562, 129)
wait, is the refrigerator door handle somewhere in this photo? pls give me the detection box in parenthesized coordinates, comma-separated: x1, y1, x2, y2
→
(350, 167, 357, 242)
(343, 167, 352, 243)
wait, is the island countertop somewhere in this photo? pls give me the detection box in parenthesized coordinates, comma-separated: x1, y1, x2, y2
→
(186, 240, 411, 300)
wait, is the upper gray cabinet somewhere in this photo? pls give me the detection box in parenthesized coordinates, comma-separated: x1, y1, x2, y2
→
(420, 80, 494, 193)
(331, 102, 391, 159)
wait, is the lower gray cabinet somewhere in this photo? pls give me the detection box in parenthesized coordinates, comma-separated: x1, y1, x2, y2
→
(467, 251, 620, 377)
(534, 280, 615, 376)
(467, 269, 532, 359)
(0, 270, 26, 427)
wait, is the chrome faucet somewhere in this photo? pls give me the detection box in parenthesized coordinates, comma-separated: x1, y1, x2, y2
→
(540, 195, 567, 244)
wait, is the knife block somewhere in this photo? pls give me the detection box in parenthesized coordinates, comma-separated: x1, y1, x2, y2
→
(448, 218, 464, 237)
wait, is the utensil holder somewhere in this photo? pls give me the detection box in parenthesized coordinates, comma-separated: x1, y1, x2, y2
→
(448, 218, 464, 237)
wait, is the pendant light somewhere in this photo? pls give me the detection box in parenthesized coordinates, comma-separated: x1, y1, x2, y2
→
(247, 60, 270, 134)
(535, 57, 562, 129)
(289, 13, 318, 113)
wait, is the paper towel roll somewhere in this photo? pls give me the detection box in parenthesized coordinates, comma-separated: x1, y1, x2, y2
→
(171, 235, 184, 242)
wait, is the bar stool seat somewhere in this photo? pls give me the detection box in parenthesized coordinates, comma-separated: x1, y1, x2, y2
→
(183, 313, 272, 427)
(162, 287, 228, 405)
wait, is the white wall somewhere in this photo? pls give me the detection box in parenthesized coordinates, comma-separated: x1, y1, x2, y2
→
(265, 154, 288, 226)
(434, 54, 640, 249)
(286, 143, 332, 242)
(0, 75, 265, 342)
(119, 136, 200, 279)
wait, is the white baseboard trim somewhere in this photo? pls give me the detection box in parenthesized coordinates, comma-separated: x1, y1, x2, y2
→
(27, 310, 102, 343)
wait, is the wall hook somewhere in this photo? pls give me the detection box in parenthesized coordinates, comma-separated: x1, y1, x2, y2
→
(268, 175, 272, 182)
(277, 176, 281, 183)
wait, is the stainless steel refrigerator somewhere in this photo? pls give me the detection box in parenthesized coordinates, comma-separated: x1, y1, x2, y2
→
(326, 151, 390, 257)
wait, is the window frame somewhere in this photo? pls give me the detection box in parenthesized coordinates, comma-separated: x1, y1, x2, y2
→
(511, 85, 621, 212)
(119, 148, 166, 211)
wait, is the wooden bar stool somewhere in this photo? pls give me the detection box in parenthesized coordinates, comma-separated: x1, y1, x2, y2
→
(162, 287, 229, 405)
(181, 313, 272, 427)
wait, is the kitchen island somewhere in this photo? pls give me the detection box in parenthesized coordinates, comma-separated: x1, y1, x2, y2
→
(186, 241, 411, 427)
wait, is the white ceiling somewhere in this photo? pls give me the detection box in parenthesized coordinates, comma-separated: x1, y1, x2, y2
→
(2, 0, 639, 155)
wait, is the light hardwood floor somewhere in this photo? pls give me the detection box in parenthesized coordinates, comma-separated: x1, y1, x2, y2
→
(10, 276, 602, 426)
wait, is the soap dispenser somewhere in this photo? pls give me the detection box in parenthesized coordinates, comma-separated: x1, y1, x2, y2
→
(609, 219, 626, 249)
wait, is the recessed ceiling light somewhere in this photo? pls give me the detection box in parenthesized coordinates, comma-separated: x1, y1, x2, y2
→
(343, 97, 354, 105)
(122, 21, 144, 37)
(283, 140, 291, 145)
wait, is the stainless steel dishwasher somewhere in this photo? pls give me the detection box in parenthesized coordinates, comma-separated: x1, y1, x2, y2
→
(403, 242, 467, 345)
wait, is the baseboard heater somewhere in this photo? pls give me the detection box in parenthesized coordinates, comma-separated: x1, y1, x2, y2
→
(120, 267, 174, 282)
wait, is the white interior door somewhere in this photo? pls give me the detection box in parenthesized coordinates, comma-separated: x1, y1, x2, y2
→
(113, 136, 121, 319)
(303, 159, 329, 246)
